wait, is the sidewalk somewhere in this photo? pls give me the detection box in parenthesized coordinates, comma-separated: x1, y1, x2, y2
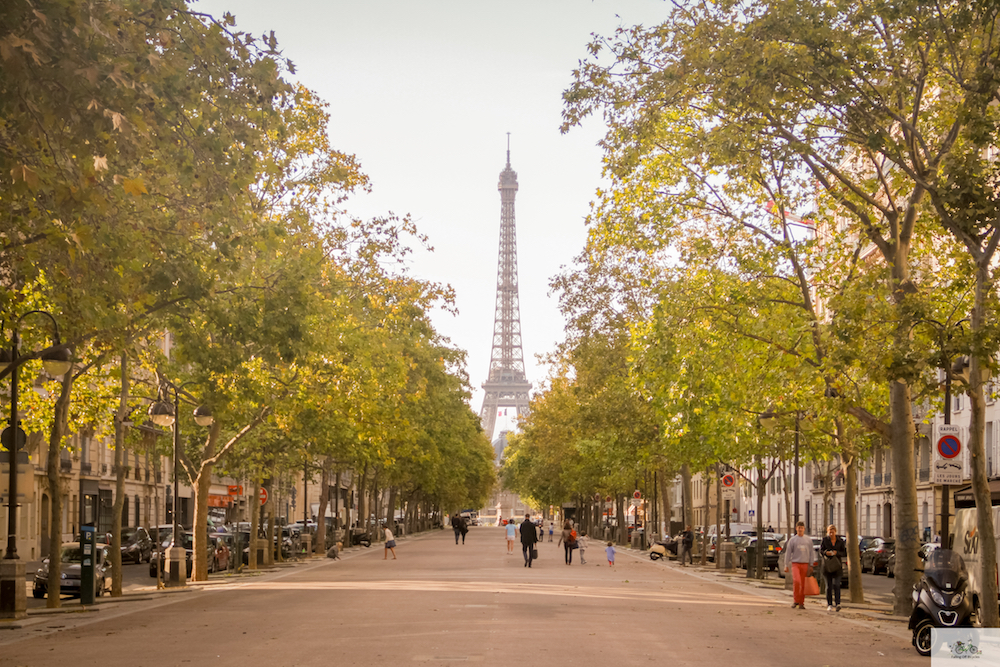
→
(3, 528, 430, 629)
(619, 545, 910, 624)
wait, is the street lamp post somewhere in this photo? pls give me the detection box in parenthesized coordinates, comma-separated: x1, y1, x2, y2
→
(0, 311, 72, 619)
(148, 382, 213, 587)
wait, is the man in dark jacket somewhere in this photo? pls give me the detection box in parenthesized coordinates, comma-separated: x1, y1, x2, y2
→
(452, 514, 467, 545)
(520, 513, 538, 567)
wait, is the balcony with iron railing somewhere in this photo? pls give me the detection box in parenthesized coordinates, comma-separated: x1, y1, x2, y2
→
(884, 472, 892, 485)
(864, 475, 871, 487)
(81, 462, 92, 475)
(918, 468, 930, 482)
(59, 459, 71, 472)
(874, 473, 882, 486)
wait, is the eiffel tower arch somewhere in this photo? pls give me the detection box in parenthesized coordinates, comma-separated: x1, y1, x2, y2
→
(479, 142, 532, 444)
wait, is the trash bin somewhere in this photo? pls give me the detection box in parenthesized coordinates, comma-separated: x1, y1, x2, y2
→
(744, 543, 760, 578)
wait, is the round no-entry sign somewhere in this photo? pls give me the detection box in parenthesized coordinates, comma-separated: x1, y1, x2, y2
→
(721, 473, 736, 488)
(259, 487, 269, 505)
(938, 434, 962, 459)
(633, 490, 642, 499)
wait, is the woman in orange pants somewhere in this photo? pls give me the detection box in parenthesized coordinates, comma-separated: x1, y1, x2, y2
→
(784, 521, 813, 609)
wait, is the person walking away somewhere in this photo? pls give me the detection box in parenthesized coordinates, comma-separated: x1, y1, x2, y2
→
(821, 524, 847, 612)
(679, 526, 694, 566)
(453, 514, 467, 545)
(520, 513, 538, 567)
(558, 520, 577, 565)
(784, 521, 813, 609)
(383, 526, 397, 560)
(606, 542, 616, 569)
(505, 517, 517, 554)
(578, 532, 589, 564)
(549, 522, 554, 542)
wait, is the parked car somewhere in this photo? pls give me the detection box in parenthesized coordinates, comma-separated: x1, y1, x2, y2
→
(707, 534, 744, 562)
(119, 526, 153, 564)
(149, 532, 213, 578)
(777, 536, 821, 579)
(33, 542, 112, 599)
(738, 537, 781, 571)
(861, 537, 895, 574)
(210, 533, 232, 572)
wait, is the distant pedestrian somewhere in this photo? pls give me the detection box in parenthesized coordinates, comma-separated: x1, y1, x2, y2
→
(326, 541, 342, 560)
(558, 520, 577, 565)
(578, 532, 589, 564)
(505, 518, 517, 554)
(520, 513, 538, 567)
(549, 523, 554, 542)
(821, 524, 846, 612)
(784, 521, 813, 609)
(606, 542, 616, 568)
(679, 525, 694, 566)
(383, 527, 397, 560)
(453, 514, 467, 545)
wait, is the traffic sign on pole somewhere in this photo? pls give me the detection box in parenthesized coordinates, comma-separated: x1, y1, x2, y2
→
(721, 473, 737, 500)
(934, 425, 963, 484)
(259, 487, 269, 506)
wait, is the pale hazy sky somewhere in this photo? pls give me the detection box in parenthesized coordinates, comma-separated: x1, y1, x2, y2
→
(192, 1, 666, 433)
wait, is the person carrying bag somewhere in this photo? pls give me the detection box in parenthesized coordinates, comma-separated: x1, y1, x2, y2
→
(820, 524, 847, 612)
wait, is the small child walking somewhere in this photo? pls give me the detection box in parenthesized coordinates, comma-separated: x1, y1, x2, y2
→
(578, 532, 589, 564)
(606, 541, 616, 568)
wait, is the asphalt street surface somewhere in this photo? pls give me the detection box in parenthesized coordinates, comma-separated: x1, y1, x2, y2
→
(0, 528, 925, 666)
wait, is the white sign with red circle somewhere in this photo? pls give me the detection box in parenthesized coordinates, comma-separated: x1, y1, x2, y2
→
(259, 487, 269, 506)
(721, 473, 737, 500)
(934, 425, 963, 485)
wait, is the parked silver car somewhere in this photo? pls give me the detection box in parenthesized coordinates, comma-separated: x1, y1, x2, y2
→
(33, 542, 112, 599)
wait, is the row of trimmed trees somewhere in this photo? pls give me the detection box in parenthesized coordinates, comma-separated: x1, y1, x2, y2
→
(504, 0, 1000, 621)
(1, 0, 494, 606)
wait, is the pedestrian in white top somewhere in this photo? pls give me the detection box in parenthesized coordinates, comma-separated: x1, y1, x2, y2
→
(577, 532, 589, 564)
(783, 521, 813, 609)
(384, 527, 397, 560)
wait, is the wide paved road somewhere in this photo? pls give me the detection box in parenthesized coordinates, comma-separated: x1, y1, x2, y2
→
(0, 528, 924, 666)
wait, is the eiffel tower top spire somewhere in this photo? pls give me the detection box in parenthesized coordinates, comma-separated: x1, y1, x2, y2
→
(479, 141, 531, 444)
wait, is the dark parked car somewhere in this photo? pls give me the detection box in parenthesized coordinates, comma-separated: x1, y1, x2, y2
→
(33, 542, 112, 599)
(738, 537, 781, 571)
(860, 537, 894, 574)
(120, 526, 153, 564)
(149, 532, 214, 577)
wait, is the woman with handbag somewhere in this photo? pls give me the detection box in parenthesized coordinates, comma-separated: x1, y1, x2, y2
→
(820, 524, 847, 612)
(783, 521, 814, 609)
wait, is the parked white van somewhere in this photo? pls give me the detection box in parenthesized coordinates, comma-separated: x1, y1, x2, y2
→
(949, 507, 1000, 619)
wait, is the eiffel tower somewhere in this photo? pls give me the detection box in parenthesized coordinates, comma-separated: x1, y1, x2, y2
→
(479, 139, 531, 444)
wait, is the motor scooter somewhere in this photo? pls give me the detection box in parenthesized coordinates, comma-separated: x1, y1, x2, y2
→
(909, 548, 976, 656)
(649, 538, 673, 561)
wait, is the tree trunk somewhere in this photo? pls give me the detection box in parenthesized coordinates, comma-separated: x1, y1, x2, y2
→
(681, 464, 693, 531)
(249, 480, 260, 570)
(714, 463, 722, 569)
(333, 469, 341, 536)
(841, 420, 864, 604)
(616, 493, 626, 544)
(263, 478, 274, 566)
(782, 461, 792, 541)
(970, 261, 999, 627)
(890, 377, 919, 615)
(45, 371, 73, 608)
(191, 421, 222, 581)
(386, 486, 397, 538)
(316, 461, 330, 554)
(357, 466, 368, 535)
(110, 353, 128, 596)
(755, 456, 765, 578)
(660, 473, 671, 535)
